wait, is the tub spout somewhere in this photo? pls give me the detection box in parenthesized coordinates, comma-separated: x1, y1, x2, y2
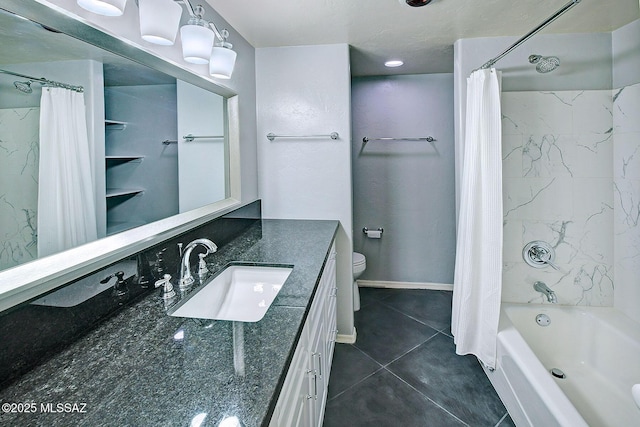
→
(534, 281, 557, 303)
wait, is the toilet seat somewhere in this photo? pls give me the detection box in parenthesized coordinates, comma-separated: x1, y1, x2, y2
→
(353, 252, 366, 277)
(352, 252, 366, 312)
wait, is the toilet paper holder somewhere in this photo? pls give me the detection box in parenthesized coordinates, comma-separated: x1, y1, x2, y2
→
(362, 227, 384, 237)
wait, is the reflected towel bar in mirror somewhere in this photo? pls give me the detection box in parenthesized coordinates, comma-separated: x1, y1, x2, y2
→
(361, 136, 436, 149)
(266, 132, 339, 141)
(183, 134, 225, 142)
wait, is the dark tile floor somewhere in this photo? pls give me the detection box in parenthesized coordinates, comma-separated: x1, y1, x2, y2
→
(324, 287, 515, 427)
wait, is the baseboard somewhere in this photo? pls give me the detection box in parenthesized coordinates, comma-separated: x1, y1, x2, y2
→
(336, 327, 357, 344)
(357, 280, 453, 291)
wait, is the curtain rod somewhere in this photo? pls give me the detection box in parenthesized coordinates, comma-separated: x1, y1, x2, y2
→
(478, 0, 581, 71)
(0, 68, 84, 92)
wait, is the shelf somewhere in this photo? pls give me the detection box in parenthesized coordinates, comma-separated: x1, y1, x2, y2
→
(105, 119, 128, 130)
(106, 188, 144, 198)
(105, 155, 144, 164)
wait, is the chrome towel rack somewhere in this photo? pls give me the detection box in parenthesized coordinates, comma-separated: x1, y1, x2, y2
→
(183, 134, 224, 142)
(162, 135, 225, 144)
(362, 136, 436, 149)
(267, 132, 339, 141)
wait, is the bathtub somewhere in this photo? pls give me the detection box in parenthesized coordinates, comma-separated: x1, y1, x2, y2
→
(483, 303, 640, 427)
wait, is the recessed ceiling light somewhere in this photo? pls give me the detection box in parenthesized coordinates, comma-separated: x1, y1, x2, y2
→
(385, 60, 404, 68)
(400, 0, 433, 6)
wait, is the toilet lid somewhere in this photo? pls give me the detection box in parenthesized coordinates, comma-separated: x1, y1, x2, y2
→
(353, 252, 366, 266)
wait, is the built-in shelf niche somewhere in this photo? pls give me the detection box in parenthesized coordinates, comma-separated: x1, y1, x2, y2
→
(105, 155, 144, 164)
(105, 188, 144, 198)
(105, 119, 128, 130)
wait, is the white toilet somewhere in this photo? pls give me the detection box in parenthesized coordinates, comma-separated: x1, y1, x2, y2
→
(353, 252, 366, 311)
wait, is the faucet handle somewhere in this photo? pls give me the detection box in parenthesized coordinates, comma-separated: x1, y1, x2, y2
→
(136, 252, 154, 288)
(197, 253, 209, 277)
(155, 274, 176, 300)
(153, 248, 168, 278)
(101, 271, 128, 295)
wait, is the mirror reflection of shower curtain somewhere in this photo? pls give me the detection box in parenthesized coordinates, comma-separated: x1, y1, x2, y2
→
(37, 87, 97, 257)
(451, 69, 503, 370)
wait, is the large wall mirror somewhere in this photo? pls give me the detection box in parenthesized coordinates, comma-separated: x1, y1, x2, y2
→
(0, 1, 241, 311)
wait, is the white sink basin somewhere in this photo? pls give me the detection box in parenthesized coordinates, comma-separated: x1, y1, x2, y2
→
(169, 264, 293, 322)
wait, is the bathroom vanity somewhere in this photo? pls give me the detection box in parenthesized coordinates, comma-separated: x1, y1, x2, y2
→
(0, 217, 338, 427)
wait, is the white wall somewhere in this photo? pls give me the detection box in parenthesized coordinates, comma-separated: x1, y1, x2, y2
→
(351, 74, 456, 285)
(613, 19, 640, 88)
(256, 44, 355, 341)
(177, 81, 226, 212)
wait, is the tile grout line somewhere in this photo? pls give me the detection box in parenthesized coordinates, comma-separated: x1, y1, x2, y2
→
(330, 314, 441, 404)
(327, 344, 386, 402)
(375, 332, 440, 368)
(384, 366, 470, 427)
(326, 366, 385, 402)
(494, 411, 510, 427)
(378, 297, 449, 332)
(332, 289, 491, 426)
(358, 291, 468, 424)
(350, 342, 387, 366)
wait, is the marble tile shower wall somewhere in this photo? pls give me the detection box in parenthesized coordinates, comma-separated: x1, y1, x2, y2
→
(613, 82, 640, 322)
(0, 108, 39, 270)
(501, 89, 615, 306)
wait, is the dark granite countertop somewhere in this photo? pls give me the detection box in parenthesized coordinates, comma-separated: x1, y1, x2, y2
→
(0, 219, 339, 427)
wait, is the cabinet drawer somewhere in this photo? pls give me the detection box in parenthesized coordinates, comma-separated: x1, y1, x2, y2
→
(271, 324, 310, 427)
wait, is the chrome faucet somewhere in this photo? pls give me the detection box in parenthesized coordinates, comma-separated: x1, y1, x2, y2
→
(534, 281, 557, 303)
(179, 238, 217, 290)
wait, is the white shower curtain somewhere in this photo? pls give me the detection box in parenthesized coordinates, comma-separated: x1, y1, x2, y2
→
(451, 69, 503, 369)
(38, 87, 97, 257)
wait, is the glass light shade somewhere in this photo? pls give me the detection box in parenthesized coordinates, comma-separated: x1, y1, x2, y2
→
(209, 47, 237, 79)
(180, 24, 215, 64)
(77, 0, 127, 16)
(139, 0, 182, 46)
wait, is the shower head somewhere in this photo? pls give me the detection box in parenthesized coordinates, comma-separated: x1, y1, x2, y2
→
(13, 80, 33, 93)
(529, 54, 560, 73)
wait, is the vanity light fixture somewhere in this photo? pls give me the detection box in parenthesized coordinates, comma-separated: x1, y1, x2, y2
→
(385, 60, 404, 67)
(180, 3, 215, 64)
(77, 0, 127, 16)
(209, 29, 237, 79)
(138, 0, 182, 45)
(78, 0, 237, 77)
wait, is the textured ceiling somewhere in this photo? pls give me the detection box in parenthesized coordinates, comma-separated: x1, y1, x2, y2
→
(205, 0, 639, 76)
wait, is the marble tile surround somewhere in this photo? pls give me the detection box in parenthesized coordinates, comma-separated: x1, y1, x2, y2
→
(502, 89, 617, 306)
(0, 108, 39, 270)
(613, 83, 640, 323)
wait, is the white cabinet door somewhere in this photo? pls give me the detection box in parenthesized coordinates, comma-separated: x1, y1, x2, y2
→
(271, 323, 312, 427)
(271, 241, 337, 427)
